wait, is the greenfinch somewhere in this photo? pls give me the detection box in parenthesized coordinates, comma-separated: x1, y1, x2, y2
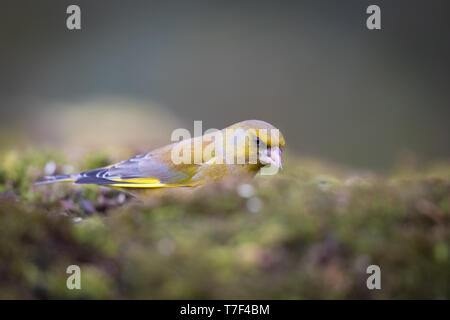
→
(37, 120, 285, 192)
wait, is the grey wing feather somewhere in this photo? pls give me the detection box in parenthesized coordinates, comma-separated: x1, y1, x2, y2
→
(75, 153, 190, 185)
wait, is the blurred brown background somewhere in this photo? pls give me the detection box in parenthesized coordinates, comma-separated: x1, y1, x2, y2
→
(1, 0, 449, 169)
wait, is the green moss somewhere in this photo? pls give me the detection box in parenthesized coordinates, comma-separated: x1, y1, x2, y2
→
(0, 148, 449, 299)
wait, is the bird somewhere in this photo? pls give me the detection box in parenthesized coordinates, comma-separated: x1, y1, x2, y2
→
(37, 120, 285, 194)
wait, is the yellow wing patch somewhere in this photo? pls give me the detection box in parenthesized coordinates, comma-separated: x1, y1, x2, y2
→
(107, 183, 179, 188)
(109, 177, 161, 184)
(108, 177, 164, 188)
(107, 177, 199, 188)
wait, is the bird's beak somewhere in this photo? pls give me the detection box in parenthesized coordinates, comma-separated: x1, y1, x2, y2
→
(259, 146, 283, 169)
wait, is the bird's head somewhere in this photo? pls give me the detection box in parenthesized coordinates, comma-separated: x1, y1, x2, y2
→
(224, 120, 285, 170)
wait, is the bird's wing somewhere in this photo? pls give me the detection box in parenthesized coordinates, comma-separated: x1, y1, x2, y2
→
(75, 152, 200, 188)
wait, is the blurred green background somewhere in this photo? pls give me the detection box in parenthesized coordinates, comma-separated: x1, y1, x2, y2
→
(1, 0, 449, 169)
(0, 0, 449, 299)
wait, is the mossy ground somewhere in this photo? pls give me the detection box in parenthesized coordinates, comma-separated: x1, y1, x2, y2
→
(0, 148, 449, 299)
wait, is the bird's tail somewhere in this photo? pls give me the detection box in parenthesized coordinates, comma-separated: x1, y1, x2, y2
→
(35, 174, 79, 185)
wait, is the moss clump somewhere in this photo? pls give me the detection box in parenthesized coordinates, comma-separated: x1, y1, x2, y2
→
(0, 150, 449, 299)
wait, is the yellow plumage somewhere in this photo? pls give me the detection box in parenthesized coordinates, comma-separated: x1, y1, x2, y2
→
(37, 120, 285, 193)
